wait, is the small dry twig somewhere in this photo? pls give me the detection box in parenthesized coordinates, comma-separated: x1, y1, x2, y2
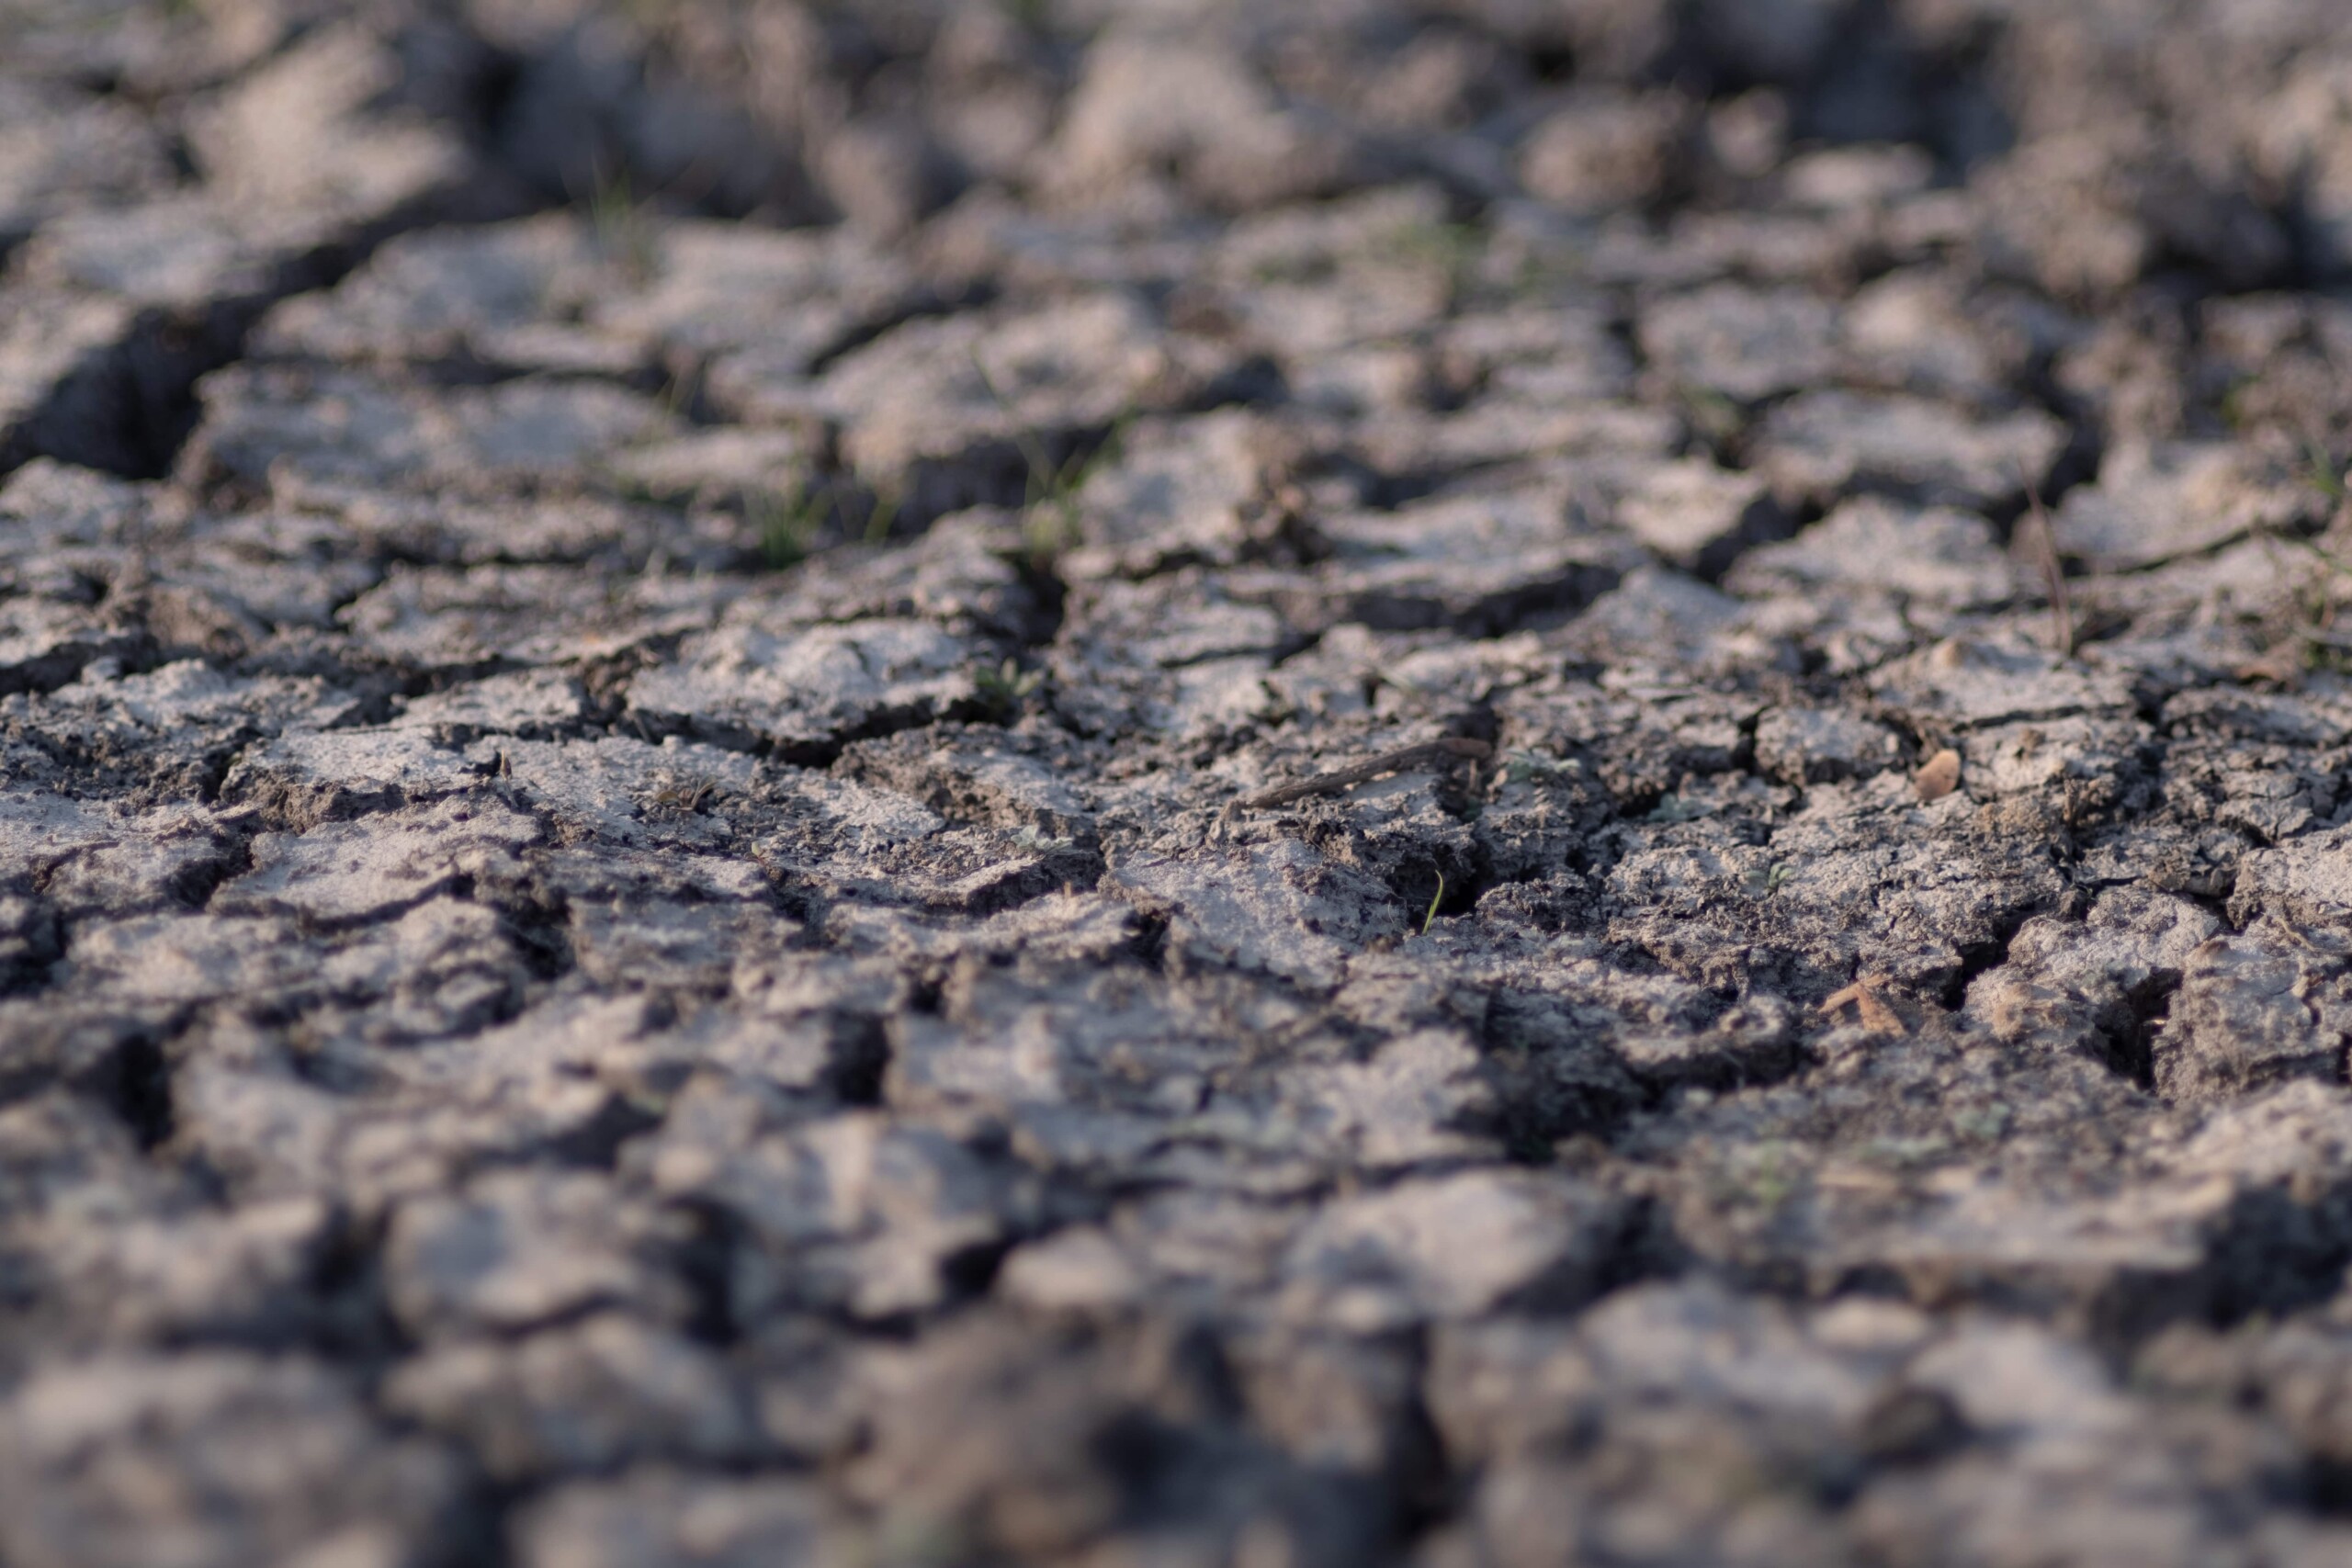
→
(1240, 738, 1492, 809)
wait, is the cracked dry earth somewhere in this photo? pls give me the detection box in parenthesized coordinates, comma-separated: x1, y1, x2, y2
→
(14, 4, 2352, 1567)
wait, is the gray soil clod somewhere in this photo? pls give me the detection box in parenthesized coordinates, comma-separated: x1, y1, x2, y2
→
(6, 3, 2352, 1566)
(1239, 739, 1494, 809)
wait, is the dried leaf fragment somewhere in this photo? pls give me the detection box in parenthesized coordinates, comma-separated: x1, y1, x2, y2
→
(1913, 748, 1962, 803)
(1822, 976, 1906, 1035)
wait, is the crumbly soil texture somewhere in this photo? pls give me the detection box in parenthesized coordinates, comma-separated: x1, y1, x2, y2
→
(11, 2, 2352, 1564)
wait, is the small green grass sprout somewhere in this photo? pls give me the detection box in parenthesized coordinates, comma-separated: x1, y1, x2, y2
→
(973, 657, 1045, 721)
(749, 486, 829, 570)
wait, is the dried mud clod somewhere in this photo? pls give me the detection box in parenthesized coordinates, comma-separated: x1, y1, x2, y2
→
(6, 3, 2352, 1566)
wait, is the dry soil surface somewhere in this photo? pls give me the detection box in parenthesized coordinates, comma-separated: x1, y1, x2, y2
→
(8, 3, 2352, 1565)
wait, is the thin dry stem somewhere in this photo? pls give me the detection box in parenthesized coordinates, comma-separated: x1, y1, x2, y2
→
(2019, 470, 2075, 659)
